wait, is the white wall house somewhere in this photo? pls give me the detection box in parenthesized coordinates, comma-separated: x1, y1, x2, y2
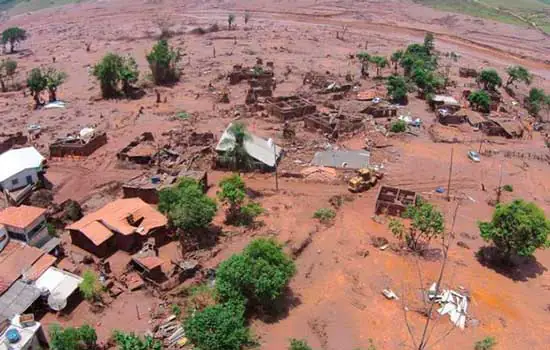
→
(0, 206, 49, 247)
(0, 147, 45, 192)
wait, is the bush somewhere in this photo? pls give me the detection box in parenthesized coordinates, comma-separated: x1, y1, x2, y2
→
(92, 53, 139, 98)
(113, 331, 162, 350)
(146, 39, 181, 85)
(47, 222, 57, 237)
(313, 208, 336, 224)
(158, 178, 217, 232)
(386, 75, 408, 103)
(49, 324, 97, 350)
(79, 270, 102, 301)
(478, 69, 502, 91)
(525, 88, 546, 116)
(216, 238, 296, 308)
(478, 199, 550, 260)
(390, 119, 407, 133)
(474, 336, 497, 350)
(468, 90, 491, 113)
(289, 338, 312, 350)
(218, 174, 263, 226)
(389, 201, 444, 251)
(502, 184, 513, 192)
(2, 27, 27, 53)
(185, 301, 250, 350)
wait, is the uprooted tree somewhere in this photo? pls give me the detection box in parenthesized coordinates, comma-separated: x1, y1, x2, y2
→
(478, 199, 550, 262)
(389, 200, 445, 252)
(92, 53, 139, 98)
(146, 39, 181, 85)
(2, 27, 27, 53)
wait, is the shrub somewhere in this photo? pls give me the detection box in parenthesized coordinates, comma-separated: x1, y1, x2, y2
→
(313, 208, 336, 224)
(171, 303, 182, 318)
(474, 336, 497, 350)
(185, 301, 250, 350)
(478, 199, 550, 261)
(389, 201, 444, 251)
(502, 184, 513, 192)
(2, 27, 27, 53)
(386, 75, 408, 103)
(468, 90, 491, 112)
(113, 331, 162, 350)
(215, 238, 296, 308)
(218, 174, 262, 226)
(158, 178, 217, 232)
(478, 69, 502, 91)
(289, 338, 312, 350)
(146, 39, 181, 85)
(49, 324, 97, 350)
(390, 119, 407, 133)
(92, 53, 139, 98)
(47, 222, 57, 237)
(525, 88, 546, 116)
(79, 270, 102, 301)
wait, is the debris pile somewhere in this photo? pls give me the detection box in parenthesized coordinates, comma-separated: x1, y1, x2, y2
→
(429, 283, 469, 330)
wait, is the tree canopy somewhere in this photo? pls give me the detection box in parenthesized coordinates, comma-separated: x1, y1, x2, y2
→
(158, 178, 217, 232)
(79, 270, 102, 301)
(2, 27, 27, 53)
(146, 39, 181, 85)
(184, 301, 250, 350)
(369, 55, 388, 77)
(289, 338, 313, 350)
(215, 238, 296, 307)
(386, 75, 408, 104)
(217, 174, 263, 226)
(478, 69, 502, 91)
(220, 122, 252, 171)
(525, 87, 546, 116)
(49, 324, 97, 350)
(505, 65, 532, 88)
(44, 67, 67, 102)
(468, 90, 491, 113)
(27, 68, 48, 109)
(92, 53, 139, 98)
(479, 199, 550, 260)
(113, 331, 162, 350)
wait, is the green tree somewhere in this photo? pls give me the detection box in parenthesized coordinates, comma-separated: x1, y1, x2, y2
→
(216, 238, 296, 308)
(2, 27, 27, 53)
(543, 94, 550, 120)
(389, 201, 444, 251)
(79, 270, 102, 301)
(26, 67, 48, 109)
(228, 13, 235, 30)
(411, 67, 443, 96)
(113, 331, 162, 350)
(390, 50, 403, 72)
(423, 32, 435, 55)
(474, 336, 497, 350)
(158, 178, 217, 232)
(217, 174, 262, 226)
(478, 199, 550, 261)
(0, 59, 17, 92)
(146, 39, 181, 85)
(369, 55, 388, 77)
(289, 338, 312, 350)
(478, 69, 502, 91)
(44, 67, 67, 102)
(49, 324, 97, 350)
(386, 75, 408, 104)
(220, 122, 252, 172)
(185, 301, 250, 350)
(390, 119, 407, 133)
(356, 51, 370, 77)
(505, 65, 532, 88)
(525, 87, 546, 116)
(92, 53, 139, 98)
(468, 90, 491, 113)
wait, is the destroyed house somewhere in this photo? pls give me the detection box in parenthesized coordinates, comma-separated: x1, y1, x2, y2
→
(117, 132, 157, 165)
(375, 186, 417, 217)
(67, 198, 168, 258)
(484, 118, 523, 138)
(215, 124, 283, 171)
(228, 64, 274, 85)
(305, 112, 365, 137)
(0, 132, 28, 155)
(49, 131, 107, 158)
(430, 95, 461, 112)
(123, 170, 208, 204)
(265, 96, 316, 120)
(437, 109, 468, 125)
(361, 102, 397, 118)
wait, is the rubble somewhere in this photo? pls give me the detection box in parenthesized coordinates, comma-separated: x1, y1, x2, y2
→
(49, 129, 107, 158)
(428, 283, 469, 330)
(266, 96, 316, 120)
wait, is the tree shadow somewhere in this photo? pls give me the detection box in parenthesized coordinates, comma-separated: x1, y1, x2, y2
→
(476, 246, 547, 282)
(180, 225, 222, 252)
(249, 287, 301, 324)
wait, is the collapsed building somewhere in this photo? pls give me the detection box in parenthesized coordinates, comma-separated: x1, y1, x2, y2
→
(459, 67, 478, 78)
(117, 132, 157, 165)
(228, 64, 274, 85)
(265, 96, 316, 120)
(49, 128, 107, 158)
(466, 114, 524, 138)
(123, 169, 208, 204)
(375, 186, 417, 216)
(304, 111, 365, 138)
(0, 132, 28, 155)
(361, 101, 398, 118)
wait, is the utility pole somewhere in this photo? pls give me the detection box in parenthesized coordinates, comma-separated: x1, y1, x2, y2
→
(447, 147, 454, 202)
(268, 138, 279, 191)
(478, 138, 483, 153)
(496, 162, 503, 204)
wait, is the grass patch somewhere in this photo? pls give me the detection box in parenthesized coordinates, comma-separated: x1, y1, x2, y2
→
(176, 111, 190, 120)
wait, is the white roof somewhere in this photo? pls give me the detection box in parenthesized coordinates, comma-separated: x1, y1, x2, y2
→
(0, 315, 42, 350)
(34, 267, 83, 302)
(0, 147, 45, 182)
(215, 124, 283, 167)
(433, 95, 459, 106)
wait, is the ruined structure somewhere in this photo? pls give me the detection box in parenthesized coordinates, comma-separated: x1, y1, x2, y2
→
(375, 186, 417, 216)
(304, 111, 365, 138)
(361, 102, 398, 118)
(459, 67, 478, 78)
(265, 96, 316, 120)
(0, 132, 27, 155)
(228, 64, 274, 85)
(117, 132, 157, 165)
(49, 132, 107, 158)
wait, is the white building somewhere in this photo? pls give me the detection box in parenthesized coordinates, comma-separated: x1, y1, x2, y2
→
(0, 315, 47, 350)
(0, 147, 45, 192)
(0, 206, 49, 248)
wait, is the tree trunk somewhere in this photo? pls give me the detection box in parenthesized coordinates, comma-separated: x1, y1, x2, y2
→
(9, 40, 15, 54)
(48, 88, 57, 102)
(0, 79, 5, 92)
(33, 93, 41, 109)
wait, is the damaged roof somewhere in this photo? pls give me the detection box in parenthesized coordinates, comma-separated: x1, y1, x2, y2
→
(311, 150, 370, 169)
(0, 205, 46, 230)
(0, 147, 45, 183)
(216, 123, 283, 167)
(67, 198, 167, 246)
(432, 95, 460, 106)
(0, 241, 44, 295)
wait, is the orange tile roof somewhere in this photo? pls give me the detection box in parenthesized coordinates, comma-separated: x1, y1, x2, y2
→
(134, 256, 164, 270)
(25, 253, 56, 281)
(0, 240, 44, 294)
(79, 221, 114, 246)
(68, 198, 167, 245)
(0, 206, 46, 230)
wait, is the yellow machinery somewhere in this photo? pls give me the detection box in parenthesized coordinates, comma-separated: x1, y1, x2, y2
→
(348, 168, 381, 193)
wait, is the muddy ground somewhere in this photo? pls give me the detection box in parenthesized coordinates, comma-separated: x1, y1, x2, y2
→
(1, 0, 550, 349)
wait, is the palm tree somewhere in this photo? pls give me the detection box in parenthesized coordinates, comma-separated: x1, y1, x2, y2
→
(221, 122, 252, 173)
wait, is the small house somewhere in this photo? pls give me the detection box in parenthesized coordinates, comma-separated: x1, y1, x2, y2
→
(0, 147, 44, 192)
(0, 206, 58, 252)
(67, 198, 168, 258)
(430, 95, 461, 112)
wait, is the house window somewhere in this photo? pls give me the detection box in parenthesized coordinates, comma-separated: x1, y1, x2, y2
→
(26, 221, 46, 242)
(26, 175, 33, 185)
(9, 231, 27, 242)
(11, 178, 19, 186)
